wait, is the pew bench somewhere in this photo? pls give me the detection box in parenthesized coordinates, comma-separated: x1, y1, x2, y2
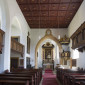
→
(6, 72, 39, 85)
(72, 76, 85, 85)
(6, 73, 37, 85)
(9, 68, 42, 85)
(0, 75, 34, 85)
(80, 81, 85, 85)
(64, 73, 85, 85)
(0, 80, 29, 85)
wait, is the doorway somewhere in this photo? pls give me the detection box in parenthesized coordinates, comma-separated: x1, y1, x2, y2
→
(11, 57, 19, 69)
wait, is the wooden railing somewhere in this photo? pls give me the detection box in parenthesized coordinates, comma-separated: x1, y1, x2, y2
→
(11, 38, 24, 56)
(0, 29, 5, 54)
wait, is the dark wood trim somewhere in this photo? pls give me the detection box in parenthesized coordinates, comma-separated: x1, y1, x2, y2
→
(71, 22, 85, 52)
(0, 29, 5, 34)
(0, 29, 5, 54)
(11, 38, 24, 56)
(10, 57, 19, 69)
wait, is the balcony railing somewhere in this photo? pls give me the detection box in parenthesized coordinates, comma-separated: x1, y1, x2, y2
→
(11, 38, 24, 56)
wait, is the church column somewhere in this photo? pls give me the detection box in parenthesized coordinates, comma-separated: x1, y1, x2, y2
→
(3, 25, 11, 71)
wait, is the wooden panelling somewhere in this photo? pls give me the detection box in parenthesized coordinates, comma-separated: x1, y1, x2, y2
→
(84, 29, 85, 40)
(40, 0, 49, 3)
(61, 0, 70, 2)
(17, 0, 28, 4)
(71, 0, 83, 2)
(77, 32, 82, 43)
(49, 11, 57, 16)
(49, 17, 57, 20)
(40, 11, 48, 16)
(24, 12, 32, 17)
(72, 59, 76, 66)
(49, 4, 59, 10)
(29, 4, 39, 11)
(59, 3, 69, 10)
(40, 17, 49, 21)
(61, 51, 70, 57)
(68, 3, 81, 10)
(58, 11, 66, 16)
(71, 22, 85, 51)
(19, 5, 30, 11)
(28, 0, 39, 4)
(40, 4, 48, 11)
(49, 0, 60, 3)
(32, 11, 40, 17)
(16, 0, 83, 28)
(11, 38, 24, 56)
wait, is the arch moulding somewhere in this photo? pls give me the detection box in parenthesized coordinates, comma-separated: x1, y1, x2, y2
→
(35, 29, 62, 68)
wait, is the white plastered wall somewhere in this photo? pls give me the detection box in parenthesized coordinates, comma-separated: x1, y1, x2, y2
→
(0, 0, 10, 73)
(68, 0, 85, 68)
(30, 29, 67, 67)
(0, 0, 31, 72)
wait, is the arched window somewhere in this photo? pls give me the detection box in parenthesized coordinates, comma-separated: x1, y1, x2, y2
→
(73, 49, 79, 59)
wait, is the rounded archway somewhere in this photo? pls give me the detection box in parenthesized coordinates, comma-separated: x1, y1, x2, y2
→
(35, 29, 62, 68)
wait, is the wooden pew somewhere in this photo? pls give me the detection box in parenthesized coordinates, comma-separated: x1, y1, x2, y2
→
(64, 73, 85, 85)
(1, 68, 42, 85)
(71, 76, 85, 85)
(0, 75, 34, 85)
(0, 80, 29, 85)
(80, 81, 85, 85)
(56, 67, 85, 85)
(5, 72, 37, 85)
(10, 68, 42, 85)
(66, 74, 85, 85)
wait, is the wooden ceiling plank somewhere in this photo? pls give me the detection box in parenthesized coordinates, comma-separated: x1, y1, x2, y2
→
(16, 0, 83, 29)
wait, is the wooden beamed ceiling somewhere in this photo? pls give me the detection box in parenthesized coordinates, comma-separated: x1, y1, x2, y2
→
(16, 0, 83, 29)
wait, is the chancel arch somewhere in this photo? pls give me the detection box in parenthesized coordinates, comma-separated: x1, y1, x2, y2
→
(37, 39, 60, 70)
(35, 29, 62, 68)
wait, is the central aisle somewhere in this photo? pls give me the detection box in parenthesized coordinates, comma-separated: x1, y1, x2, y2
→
(42, 69, 59, 85)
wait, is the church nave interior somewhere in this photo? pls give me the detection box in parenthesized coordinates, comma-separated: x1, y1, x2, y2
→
(0, 0, 85, 85)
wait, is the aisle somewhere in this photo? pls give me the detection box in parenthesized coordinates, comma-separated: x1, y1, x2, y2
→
(42, 69, 59, 85)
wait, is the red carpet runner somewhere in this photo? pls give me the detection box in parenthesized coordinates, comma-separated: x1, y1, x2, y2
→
(42, 69, 58, 85)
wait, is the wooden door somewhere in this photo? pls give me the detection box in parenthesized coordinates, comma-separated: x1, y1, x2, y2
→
(11, 57, 19, 69)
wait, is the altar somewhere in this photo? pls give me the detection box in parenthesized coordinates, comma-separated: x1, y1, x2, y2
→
(43, 63, 54, 70)
(42, 59, 54, 70)
(42, 42, 54, 70)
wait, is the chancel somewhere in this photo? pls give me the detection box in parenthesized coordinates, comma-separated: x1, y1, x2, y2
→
(0, 0, 85, 85)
